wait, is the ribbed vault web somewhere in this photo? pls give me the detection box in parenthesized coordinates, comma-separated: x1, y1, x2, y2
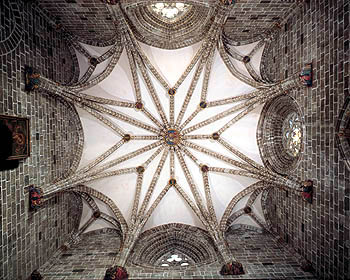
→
(77, 39, 265, 232)
(35, 1, 307, 269)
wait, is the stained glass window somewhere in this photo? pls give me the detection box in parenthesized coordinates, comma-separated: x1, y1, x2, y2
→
(282, 112, 302, 157)
(150, 3, 191, 21)
(158, 253, 191, 267)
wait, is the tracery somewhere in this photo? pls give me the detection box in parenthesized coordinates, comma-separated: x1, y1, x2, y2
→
(149, 2, 191, 21)
(282, 112, 302, 157)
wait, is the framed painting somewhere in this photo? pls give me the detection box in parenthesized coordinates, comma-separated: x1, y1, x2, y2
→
(0, 115, 30, 160)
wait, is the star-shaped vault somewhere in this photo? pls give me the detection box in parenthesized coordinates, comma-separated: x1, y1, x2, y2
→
(26, 1, 309, 275)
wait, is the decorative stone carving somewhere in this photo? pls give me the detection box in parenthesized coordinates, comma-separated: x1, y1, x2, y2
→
(301, 180, 313, 204)
(168, 88, 176, 96)
(243, 206, 252, 214)
(123, 134, 131, 142)
(212, 132, 220, 140)
(220, 261, 244, 275)
(25, 67, 41, 92)
(134, 102, 143, 110)
(29, 186, 43, 211)
(89, 57, 98, 66)
(169, 178, 177, 185)
(199, 101, 207, 109)
(299, 63, 312, 87)
(200, 164, 209, 173)
(136, 166, 145, 174)
(164, 129, 181, 146)
(104, 266, 128, 280)
(243, 56, 250, 63)
(93, 211, 101, 218)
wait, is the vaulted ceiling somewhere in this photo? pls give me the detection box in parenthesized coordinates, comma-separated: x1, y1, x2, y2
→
(32, 0, 306, 271)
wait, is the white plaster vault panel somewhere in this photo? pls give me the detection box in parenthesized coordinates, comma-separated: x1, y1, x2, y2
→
(77, 40, 266, 232)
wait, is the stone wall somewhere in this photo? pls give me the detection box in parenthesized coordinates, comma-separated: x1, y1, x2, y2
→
(37, 0, 115, 46)
(0, 1, 83, 280)
(226, 227, 315, 280)
(39, 227, 316, 279)
(41, 229, 121, 280)
(263, 0, 350, 279)
(35, 0, 301, 49)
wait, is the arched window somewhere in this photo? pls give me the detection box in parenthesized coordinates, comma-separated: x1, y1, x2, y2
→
(257, 96, 304, 174)
(158, 252, 191, 267)
(282, 112, 302, 157)
(150, 3, 191, 21)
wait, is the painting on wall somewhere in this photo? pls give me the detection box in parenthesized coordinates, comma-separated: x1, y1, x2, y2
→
(0, 115, 30, 160)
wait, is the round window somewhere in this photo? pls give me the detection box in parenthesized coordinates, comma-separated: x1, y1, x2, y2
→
(282, 112, 302, 157)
